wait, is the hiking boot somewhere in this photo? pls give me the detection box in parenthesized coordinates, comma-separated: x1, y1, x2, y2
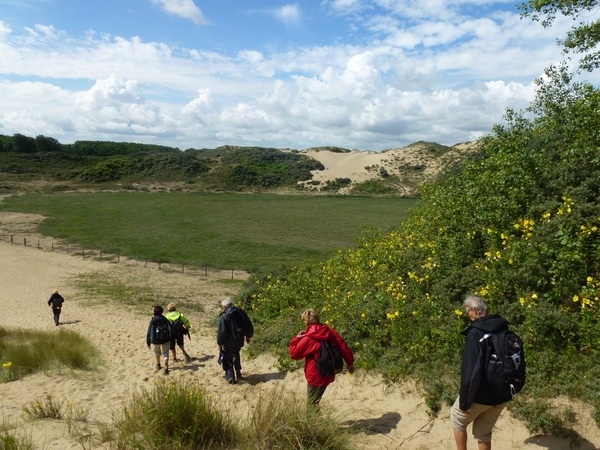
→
(173, 358, 180, 362)
(183, 351, 192, 363)
(227, 379, 236, 385)
(156, 364, 161, 371)
(164, 365, 169, 375)
(236, 371, 242, 380)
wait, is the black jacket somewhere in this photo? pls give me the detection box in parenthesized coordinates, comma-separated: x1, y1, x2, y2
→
(217, 307, 254, 352)
(459, 314, 513, 410)
(47, 293, 64, 311)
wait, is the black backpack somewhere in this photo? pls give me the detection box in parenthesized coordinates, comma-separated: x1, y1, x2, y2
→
(480, 329, 526, 397)
(153, 321, 171, 344)
(315, 340, 344, 377)
(228, 309, 248, 340)
(171, 315, 189, 336)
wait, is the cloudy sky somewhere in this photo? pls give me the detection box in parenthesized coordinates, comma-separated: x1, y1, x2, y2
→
(0, 0, 594, 151)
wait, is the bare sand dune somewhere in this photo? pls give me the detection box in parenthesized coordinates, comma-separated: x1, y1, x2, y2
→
(0, 212, 599, 449)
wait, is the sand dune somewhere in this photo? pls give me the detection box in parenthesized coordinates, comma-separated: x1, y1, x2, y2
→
(0, 212, 599, 449)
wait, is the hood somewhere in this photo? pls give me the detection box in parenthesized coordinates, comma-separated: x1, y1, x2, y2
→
(304, 323, 334, 342)
(461, 314, 508, 336)
(222, 306, 238, 318)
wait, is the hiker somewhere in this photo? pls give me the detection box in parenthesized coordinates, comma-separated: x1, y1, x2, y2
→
(165, 302, 192, 363)
(47, 290, 64, 326)
(289, 308, 355, 405)
(146, 305, 172, 375)
(217, 297, 254, 384)
(451, 295, 513, 450)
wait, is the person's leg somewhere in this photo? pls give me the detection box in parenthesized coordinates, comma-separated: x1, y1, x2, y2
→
(170, 337, 178, 360)
(179, 344, 191, 362)
(478, 441, 492, 450)
(153, 345, 162, 369)
(162, 343, 170, 374)
(472, 402, 507, 449)
(223, 350, 235, 383)
(233, 351, 242, 379)
(453, 429, 468, 450)
(450, 396, 478, 450)
(307, 385, 327, 406)
(54, 310, 60, 326)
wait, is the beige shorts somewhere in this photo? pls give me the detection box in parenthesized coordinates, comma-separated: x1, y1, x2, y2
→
(153, 342, 170, 358)
(450, 396, 508, 442)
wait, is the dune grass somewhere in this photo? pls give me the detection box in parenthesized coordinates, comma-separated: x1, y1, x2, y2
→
(0, 327, 100, 382)
(0, 192, 418, 272)
(75, 380, 357, 450)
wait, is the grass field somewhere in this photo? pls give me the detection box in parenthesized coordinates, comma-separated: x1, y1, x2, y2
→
(0, 192, 418, 271)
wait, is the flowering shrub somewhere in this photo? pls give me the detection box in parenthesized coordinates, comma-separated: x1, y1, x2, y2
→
(238, 67, 600, 425)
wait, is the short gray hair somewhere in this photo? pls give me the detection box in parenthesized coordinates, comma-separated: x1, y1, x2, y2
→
(221, 298, 234, 308)
(463, 295, 488, 316)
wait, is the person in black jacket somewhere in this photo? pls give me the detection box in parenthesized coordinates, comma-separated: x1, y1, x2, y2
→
(47, 290, 64, 326)
(450, 295, 512, 450)
(217, 298, 254, 384)
(146, 305, 172, 375)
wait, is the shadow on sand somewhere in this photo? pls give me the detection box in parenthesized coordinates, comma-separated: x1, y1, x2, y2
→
(343, 412, 401, 435)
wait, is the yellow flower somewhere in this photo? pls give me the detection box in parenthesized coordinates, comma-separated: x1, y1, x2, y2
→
(2, 362, 11, 369)
(531, 293, 538, 299)
(587, 276, 594, 283)
(454, 309, 463, 316)
(573, 295, 580, 302)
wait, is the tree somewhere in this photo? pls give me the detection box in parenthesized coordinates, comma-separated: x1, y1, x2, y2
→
(519, 0, 600, 71)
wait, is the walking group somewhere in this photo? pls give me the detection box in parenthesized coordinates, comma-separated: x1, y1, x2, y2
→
(152, 294, 524, 450)
(51, 288, 524, 449)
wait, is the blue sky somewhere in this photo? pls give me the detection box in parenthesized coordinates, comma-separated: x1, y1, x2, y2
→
(0, 0, 595, 150)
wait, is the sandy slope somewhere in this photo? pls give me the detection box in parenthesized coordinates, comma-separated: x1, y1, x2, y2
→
(0, 215, 599, 449)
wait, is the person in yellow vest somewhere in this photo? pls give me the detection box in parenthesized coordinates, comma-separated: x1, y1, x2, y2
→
(165, 303, 192, 363)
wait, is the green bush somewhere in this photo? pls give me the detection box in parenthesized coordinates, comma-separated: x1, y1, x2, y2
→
(240, 66, 600, 424)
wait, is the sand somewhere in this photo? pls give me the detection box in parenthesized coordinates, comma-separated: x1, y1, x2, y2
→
(1, 212, 600, 449)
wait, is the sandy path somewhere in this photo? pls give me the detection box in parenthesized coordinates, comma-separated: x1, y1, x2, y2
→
(0, 224, 599, 449)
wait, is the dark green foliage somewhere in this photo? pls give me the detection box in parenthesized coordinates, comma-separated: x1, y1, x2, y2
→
(219, 147, 324, 188)
(322, 178, 352, 191)
(519, 0, 600, 71)
(242, 67, 600, 423)
(65, 140, 180, 156)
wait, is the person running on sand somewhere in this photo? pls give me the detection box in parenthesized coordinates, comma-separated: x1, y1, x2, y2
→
(289, 309, 355, 406)
(47, 290, 64, 326)
(450, 295, 512, 450)
(165, 302, 192, 363)
(146, 305, 172, 375)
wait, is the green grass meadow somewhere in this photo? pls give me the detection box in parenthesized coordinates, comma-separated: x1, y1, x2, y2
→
(0, 192, 418, 271)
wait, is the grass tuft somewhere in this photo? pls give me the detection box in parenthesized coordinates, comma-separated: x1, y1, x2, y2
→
(0, 327, 100, 383)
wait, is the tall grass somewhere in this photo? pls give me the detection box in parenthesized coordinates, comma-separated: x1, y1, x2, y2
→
(0, 192, 418, 271)
(101, 380, 356, 450)
(0, 327, 100, 382)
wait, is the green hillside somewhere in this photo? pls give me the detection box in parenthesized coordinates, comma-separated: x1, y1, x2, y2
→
(238, 67, 600, 433)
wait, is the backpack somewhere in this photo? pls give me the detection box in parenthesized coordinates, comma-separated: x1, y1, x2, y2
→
(315, 340, 344, 377)
(228, 308, 248, 340)
(153, 321, 171, 344)
(171, 315, 189, 336)
(480, 329, 526, 397)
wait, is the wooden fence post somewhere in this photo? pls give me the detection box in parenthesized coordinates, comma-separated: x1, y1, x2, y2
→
(37, 240, 40, 249)
(51, 242, 54, 251)
(24, 237, 26, 246)
(66, 244, 69, 253)
(10, 235, 13, 244)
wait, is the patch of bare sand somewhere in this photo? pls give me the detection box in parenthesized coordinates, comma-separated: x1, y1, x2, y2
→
(0, 212, 599, 449)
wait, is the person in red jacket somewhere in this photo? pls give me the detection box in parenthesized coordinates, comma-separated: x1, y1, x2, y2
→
(289, 309, 355, 405)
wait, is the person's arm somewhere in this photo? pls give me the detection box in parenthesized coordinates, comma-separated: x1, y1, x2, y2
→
(290, 332, 319, 360)
(146, 320, 153, 348)
(459, 330, 481, 411)
(216, 316, 227, 347)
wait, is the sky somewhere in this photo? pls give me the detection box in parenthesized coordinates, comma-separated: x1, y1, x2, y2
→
(0, 0, 596, 151)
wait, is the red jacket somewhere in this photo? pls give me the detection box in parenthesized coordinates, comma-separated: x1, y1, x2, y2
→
(289, 324, 354, 387)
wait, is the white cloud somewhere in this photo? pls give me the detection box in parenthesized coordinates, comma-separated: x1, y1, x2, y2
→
(272, 4, 302, 26)
(152, 0, 209, 25)
(0, 21, 12, 41)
